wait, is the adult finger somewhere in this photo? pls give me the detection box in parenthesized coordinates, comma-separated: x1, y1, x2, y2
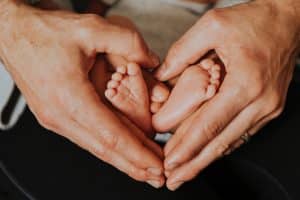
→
(117, 111, 164, 159)
(166, 99, 266, 190)
(61, 117, 164, 186)
(164, 80, 251, 171)
(58, 77, 164, 179)
(77, 14, 159, 67)
(155, 13, 218, 81)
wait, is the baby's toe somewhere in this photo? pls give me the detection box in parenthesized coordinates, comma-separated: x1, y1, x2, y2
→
(107, 80, 119, 89)
(151, 102, 162, 114)
(211, 79, 220, 86)
(116, 65, 127, 74)
(112, 72, 123, 81)
(105, 88, 117, 99)
(200, 58, 214, 70)
(151, 84, 170, 103)
(211, 71, 220, 80)
(206, 84, 217, 99)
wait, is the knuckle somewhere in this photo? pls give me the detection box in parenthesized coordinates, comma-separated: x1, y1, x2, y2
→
(35, 107, 58, 130)
(90, 143, 109, 161)
(128, 169, 147, 182)
(263, 92, 282, 115)
(202, 122, 222, 141)
(100, 130, 119, 151)
(77, 14, 107, 38)
(213, 140, 229, 157)
(205, 9, 227, 31)
(127, 29, 148, 60)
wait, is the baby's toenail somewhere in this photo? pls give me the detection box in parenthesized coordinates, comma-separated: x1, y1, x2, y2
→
(112, 73, 122, 81)
(201, 59, 214, 69)
(212, 73, 220, 79)
(105, 89, 116, 98)
(117, 66, 126, 74)
(107, 80, 118, 88)
(212, 64, 220, 71)
(206, 85, 216, 98)
(211, 79, 220, 85)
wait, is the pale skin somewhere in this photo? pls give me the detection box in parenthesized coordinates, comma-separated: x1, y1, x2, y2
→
(1, 0, 300, 191)
(0, 0, 166, 188)
(155, 0, 300, 190)
(102, 15, 221, 137)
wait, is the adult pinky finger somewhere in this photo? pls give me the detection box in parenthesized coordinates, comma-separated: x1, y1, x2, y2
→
(61, 118, 164, 187)
(166, 101, 265, 190)
(227, 106, 284, 155)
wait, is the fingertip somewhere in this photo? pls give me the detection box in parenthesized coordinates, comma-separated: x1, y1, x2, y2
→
(154, 63, 170, 81)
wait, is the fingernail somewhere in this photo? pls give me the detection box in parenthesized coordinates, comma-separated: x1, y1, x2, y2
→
(147, 167, 162, 176)
(155, 63, 168, 80)
(166, 162, 178, 170)
(168, 181, 184, 191)
(147, 180, 162, 189)
(149, 50, 160, 67)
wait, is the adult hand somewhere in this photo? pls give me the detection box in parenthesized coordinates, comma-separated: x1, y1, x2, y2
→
(0, 0, 164, 187)
(155, 0, 300, 190)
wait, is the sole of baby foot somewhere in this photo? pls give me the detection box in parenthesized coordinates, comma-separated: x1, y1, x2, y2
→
(152, 58, 221, 132)
(105, 63, 153, 135)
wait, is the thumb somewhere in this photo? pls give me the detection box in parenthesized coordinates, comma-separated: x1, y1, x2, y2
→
(155, 19, 217, 81)
(82, 16, 159, 68)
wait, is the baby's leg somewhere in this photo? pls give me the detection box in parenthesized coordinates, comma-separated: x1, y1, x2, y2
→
(153, 58, 221, 132)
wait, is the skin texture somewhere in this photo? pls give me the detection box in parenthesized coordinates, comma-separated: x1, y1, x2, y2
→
(90, 57, 165, 188)
(0, 0, 165, 188)
(155, 0, 300, 190)
(1, 0, 300, 191)
(153, 58, 221, 132)
(103, 15, 170, 138)
(105, 63, 153, 135)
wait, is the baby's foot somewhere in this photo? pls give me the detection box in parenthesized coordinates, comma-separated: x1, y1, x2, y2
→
(105, 63, 153, 135)
(141, 70, 170, 114)
(153, 58, 221, 132)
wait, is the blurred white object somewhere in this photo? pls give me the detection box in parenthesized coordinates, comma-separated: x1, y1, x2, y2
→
(162, 0, 211, 14)
(0, 63, 26, 130)
(107, 0, 208, 59)
(215, 0, 251, 8)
